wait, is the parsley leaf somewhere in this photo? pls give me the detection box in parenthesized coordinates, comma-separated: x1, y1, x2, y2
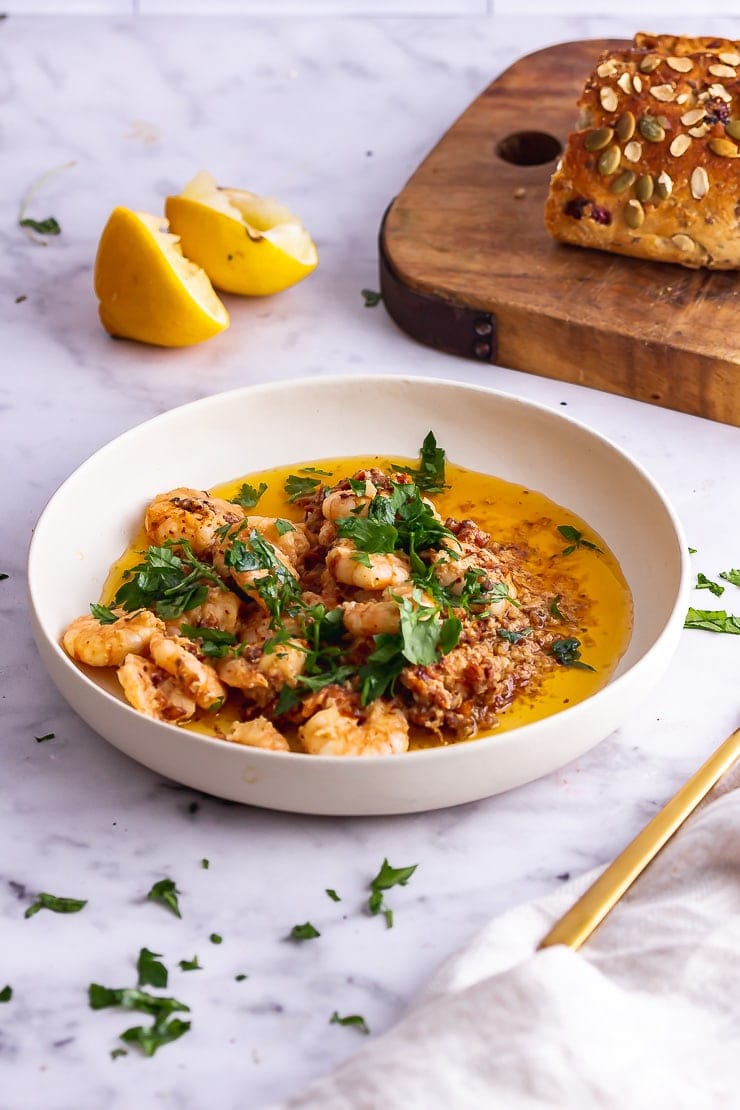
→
(179, 624, 238, 659)
(368, 859, 417, 927)
(201, 858, 210, 869)
(209, 933, 222, 945)
(557, 525, 603, 556)
(393, 431, 447, 493)
(684, 608, 740, 634)
(696, 572, 724, 597)
(361, 288, 382, 307)
(0, 986, 12, 1003)
(550, 595, 566, 621)
(325, 889, 341, 902)
(112, 541, 224, 620)
(497, 628, 531, 644)
(146, 878, 181, 918)
(120, 1017, 191, 1057)
(137, 948, 168, 989)
(89, 984, 189, 1021)
(25, 892, 87, 918)
(110, 1048, 127, 1060)
(178, 956, 201, 971)
(290, 922, 320, 941)
(285, 474, 322, 502)
(330, 1011, 370, 1034)
(229, 481, 267, 509)
(20, 215, 60, 235)
(550, 637, 595, 671)
(719, 569, 740, 588)
(90, 602, 118, 624)
(235, 973, 248, 982)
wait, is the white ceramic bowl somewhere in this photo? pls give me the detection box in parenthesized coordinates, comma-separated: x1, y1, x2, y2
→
(28, 376, 689, 815)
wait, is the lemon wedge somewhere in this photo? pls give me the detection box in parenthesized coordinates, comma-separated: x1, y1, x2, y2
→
(94, 206, 230, 347)
(165, 171, 319, 296)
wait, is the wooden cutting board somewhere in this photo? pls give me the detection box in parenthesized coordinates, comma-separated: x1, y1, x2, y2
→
(379, 39, 740, 427)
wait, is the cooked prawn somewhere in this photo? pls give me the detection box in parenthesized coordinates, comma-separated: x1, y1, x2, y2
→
(117, 654, 196, 722)
(149, 631, 226, 710)
(145, 487, 243, 555)
(227, 717, 290, 752)
(298, 701, 409, 756)
(326, 539, 410, 592)
(164, 586, 243, 637)
(321, 478, 377, 522)
(62, 609, 164, 667)
(432, 539, 518, 617)
(342, 582, 436, 638)
(212, 526, 300, 607)
(216, 638, 307, 705)
(245, 515, 311, 568)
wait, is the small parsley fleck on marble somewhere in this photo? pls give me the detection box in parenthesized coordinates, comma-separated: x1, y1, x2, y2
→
(178, 956, 201, 972)
(290, 922, 320, 941)
(361, 288, 382, 307)
(0, 985, 12, 1003)
(137, 948, 168, 989)
(325, 889, 341, 902)
(367, 859, 417, 928)
(25, 892, 87, 918)
(235, 973, 248, 982)
(330, 1011, 370, 1034)
(209, 933, 222, 945)
(146, 878, 181, 918)
(200, 858, 210, 869)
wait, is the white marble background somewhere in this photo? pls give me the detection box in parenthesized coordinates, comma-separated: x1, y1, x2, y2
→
(2, 9, 740, 1110)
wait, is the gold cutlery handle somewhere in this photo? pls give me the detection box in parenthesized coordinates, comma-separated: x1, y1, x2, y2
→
(538, 727, 740, 951)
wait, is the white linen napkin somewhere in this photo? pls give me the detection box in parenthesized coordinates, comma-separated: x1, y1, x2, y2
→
(278, 760, 740, 1109)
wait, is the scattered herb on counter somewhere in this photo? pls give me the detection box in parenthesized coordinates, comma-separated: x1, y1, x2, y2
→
(110, 1048, 128, 1060)
(200, 858, 210, 870)
(229, 481, 268, 509)
(15, 296, 26, 304)
(550, 637, 596, 671)
(18, 160, 74, 245)
(330, 1011, 370, 1035)
(684, 608, 740, 635)
(325, 889, 341, 902)
(137, 948, 168, 989)
(146, 878, 182, 918)
(688, 546, 697, 554)
(178, 956, 201, 972)
(284, 474, 322, 502)
(34, 732, 55, 743)
(209, 933, 222, 945)
(289, 922, 320, 941)
(0, 985, 12, 1002)
(89, 983, 191, 1057)
(557, 525, 603, 556)
(120, 1018, 191, 1057)
(696, 573, 724, 597)
(0, 572, 8, 581)
(24, 892, 87, 919)
(235, 973, 248, 982)
(719, 569, 740, 588)
(367, 858, 418, 928)
(361, 288, 382, 307)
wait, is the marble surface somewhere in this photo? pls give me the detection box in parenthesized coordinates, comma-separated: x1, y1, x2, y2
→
(2, 11, 740, 1109)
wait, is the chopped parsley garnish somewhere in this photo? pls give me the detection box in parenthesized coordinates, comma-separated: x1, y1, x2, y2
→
(90, 602, 118, 624)
(367, 859, 417, 928)
(550, 595, 566, 621)
(137, 948, 168, 989)
(110, 1048, 127, 1059)
(178, 956, 201, 972)
(25, 892, 87, 918)
(330, 1011, 370, 1034)
(18, 160, 74, 245)
(284, 474, 322, 502)
(120, 1018, 191, 1057)
(209, 933, 222, 945)
(557, 525, 603, 556)
(112, 541, 224, 620)
(719, 569, 740, 588)
(0, 986, 12, 1003)
(201, 858, 210, 869)
(497, 628, 531, 644)
(361, 288, 382, 307)
(300, 466, 333, 477)
(290, 922, 320, 941)
(19, 215, 60, 235)
(146, 878, 182, 918)
(34, 732, 55, 743)
(392, 431, 447, 493)
(235, 973, 248, 982)
(550, 637, 595, 671)
(89, 984, 191, 1057)
(229, 481, 267, 509)
(325, 889, 341, 902)
(684, 608, 740, 634)
(179, 624, 238, 659)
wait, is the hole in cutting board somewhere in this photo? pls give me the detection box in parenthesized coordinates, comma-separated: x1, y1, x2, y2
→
(496, 130, 562, 165)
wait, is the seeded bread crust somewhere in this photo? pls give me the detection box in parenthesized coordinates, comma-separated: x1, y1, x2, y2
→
(545, 33, 740, 269)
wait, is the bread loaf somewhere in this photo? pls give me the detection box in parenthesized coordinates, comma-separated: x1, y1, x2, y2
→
(545, 33, 740, 268)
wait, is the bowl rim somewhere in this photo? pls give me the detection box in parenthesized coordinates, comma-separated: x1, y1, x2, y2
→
(27, 372, 691, 770)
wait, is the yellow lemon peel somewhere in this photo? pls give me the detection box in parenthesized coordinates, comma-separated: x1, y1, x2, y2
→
(165, 171, 318, 296)
(94, 207, 229, 347)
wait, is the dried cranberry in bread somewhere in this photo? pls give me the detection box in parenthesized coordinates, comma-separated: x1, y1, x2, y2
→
(545, 33, 740, 269)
